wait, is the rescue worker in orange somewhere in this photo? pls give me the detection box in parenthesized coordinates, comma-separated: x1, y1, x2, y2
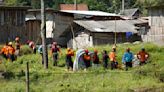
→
(83, 49, 91, 69)
(109, 47, 118, 70)
(0, 42, 9, 59)
(8, 42, 15, 62)
(66, 48, 74, 71)
(137, 48, 149, 65)
(15, 37, 21, 56)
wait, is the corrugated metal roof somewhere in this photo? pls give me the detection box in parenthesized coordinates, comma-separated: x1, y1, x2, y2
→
(120, 8, 139, 17)
(74, 20, 138, 33)
(60, 10, 119, 16)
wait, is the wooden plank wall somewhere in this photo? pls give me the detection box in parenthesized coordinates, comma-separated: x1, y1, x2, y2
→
(0, 9, 27, 44)
(25, 20, 41, 44)
(144, 8, 164, 44)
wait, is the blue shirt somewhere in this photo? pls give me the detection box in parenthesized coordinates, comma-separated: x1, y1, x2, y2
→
(122, 52, 134, 63)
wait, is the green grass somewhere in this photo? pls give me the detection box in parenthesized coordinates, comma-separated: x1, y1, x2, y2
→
(0, 42, 164, 92)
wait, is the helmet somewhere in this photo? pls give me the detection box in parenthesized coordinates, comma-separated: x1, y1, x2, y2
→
(53, 42, 57, 45)
(141, 48, 145, 51)
(15, 37, 19, 41)
(126, 48, 130, 52)
(85, 49, 89, 53)
(94, 49, 98, 53)
(8, 42, 12, 45)
(67, 48, 71, 51)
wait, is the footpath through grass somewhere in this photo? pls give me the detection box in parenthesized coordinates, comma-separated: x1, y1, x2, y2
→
(0, 42, 164, 92)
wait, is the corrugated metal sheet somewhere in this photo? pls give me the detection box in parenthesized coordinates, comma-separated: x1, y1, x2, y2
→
(74, 20, 138, 33)
(60, 10, 119, 16)
(120, 8, 139, 17)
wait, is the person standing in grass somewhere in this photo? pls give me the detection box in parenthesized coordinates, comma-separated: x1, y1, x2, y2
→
(15, 37, 21, 57)
(38, 45, 44, 65)
(66, 48, 74, 71)
(122, 48, 134, 71)
(109, 47, 118, 70)
(0, 42, 9, 59)
(83, 49, 91, 70)
(92, 49, 100, 67)
(27, 40, 36, 54)
(102, 50, 109, 69)
(8, 42, 16, 62)
(137, 48, 149, 66)
(51, 42, 61, 66)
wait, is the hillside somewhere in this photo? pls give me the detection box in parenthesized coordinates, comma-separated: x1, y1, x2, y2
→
(0, 43, 164, 92)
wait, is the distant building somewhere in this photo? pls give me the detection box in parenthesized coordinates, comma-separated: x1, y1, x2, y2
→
(0, 0, 4, 5)
(0, 6, 30, 43)
(65, 20, 144, 49)
(59, 4, 88, 11)
(144, 5, 164, 45)
(54, 10, 122, 47)
(120, 8, 142, 19)
(26, 8, 55, 44)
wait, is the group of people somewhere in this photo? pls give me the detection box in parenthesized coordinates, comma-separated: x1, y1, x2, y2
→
(0, 37, 21, 62)
(64, 45, 149, 71)
(0, 38, 149, 71)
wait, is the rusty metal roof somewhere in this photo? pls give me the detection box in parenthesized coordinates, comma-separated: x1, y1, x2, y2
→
(60, 4, 88, 10)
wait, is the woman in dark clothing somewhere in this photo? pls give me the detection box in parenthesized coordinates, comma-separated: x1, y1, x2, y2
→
(83, 49, 91, 69)
(92, 50, 100, 67)
(102, 50, 109, 69)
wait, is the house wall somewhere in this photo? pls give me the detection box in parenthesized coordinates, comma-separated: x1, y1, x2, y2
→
(25, 20, 41, 44)
(54, 13, 74, 46)
(143, 8, 164, 44)
(67, 29, 93, 49)
(92, 32, 133, 45)
(0, 9, 27, 43)
(26, 12, 55, 39)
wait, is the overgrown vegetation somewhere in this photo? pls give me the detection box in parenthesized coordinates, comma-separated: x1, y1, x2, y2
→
(0, 43, 164, 92)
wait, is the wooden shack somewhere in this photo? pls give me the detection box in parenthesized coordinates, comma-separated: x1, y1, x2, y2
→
(54, 10, 122, 47)
(144, 5, 164, 45)
(62, 20, 142, 49)
(26, 9, 55, 44)
(0, 6, 30, 43)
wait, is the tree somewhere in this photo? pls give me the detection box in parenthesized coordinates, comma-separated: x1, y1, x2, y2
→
(4, 0, 17, 6)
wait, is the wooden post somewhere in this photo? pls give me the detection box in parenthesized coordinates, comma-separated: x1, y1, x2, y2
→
(26, 62, 29, 92)
(41, 0, 48, 69)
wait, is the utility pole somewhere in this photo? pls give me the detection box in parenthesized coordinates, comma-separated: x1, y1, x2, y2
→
(74, 0, 77, 10)
(122, 0, 125, 13)
(41, 0, 48, 69)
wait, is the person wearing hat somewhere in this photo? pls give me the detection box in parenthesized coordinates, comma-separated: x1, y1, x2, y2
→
(66, 48, 74, 71)
(109, 47, 118, 70)
(137, 48, 149, 65)
(15, 37, 21, 56)
(122, 48, 134, 71)
(92, 49, 100, 67)
(83, 49, 91, 69)
(8, 42, 15, 62)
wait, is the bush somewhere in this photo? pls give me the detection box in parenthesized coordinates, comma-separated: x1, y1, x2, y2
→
(19, 45, 33, 55)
